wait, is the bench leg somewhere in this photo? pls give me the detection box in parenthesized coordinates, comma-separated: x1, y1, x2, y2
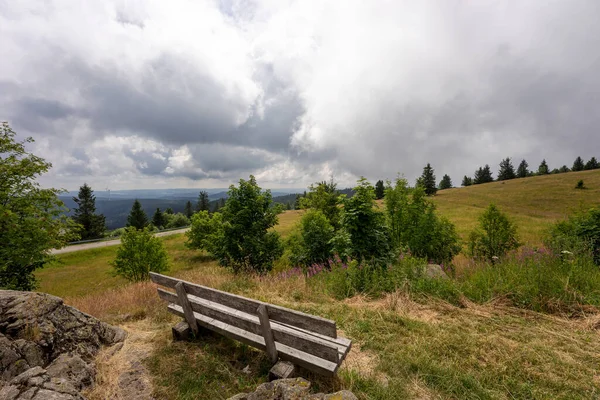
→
(172, 321, 191, 341)
(268, 361, 296, 381)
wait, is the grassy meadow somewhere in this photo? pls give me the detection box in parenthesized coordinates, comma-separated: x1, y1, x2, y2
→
(36, 170, 600, 399)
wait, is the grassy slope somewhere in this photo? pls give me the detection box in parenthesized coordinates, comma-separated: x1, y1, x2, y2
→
(432, 169, 600, 245)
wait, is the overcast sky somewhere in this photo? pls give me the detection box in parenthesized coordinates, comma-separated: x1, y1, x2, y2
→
(1, 1, 599, 190)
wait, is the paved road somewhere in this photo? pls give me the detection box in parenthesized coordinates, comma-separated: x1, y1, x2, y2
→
(51, 228, 190, 255)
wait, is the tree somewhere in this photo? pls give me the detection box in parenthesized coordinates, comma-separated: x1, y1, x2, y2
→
(585, 157, 599, 170)
(439, 174, 452, 190)
(197, 191, 210, 212)
(185, 200, 194, 218)
(572, 156, 585, 172)
(126, 200, 148, 229)
(220, 176, 283, 273)
(462, 176, 473, 187)
(419, 163, 437, 196)
(559, 165, 570, 173)
(468, 204, 520, 262)
(164, 207, 174, 215)
(300, 179, 343, 229)
(375, 179, 385, 200)
(186, 211, 225, 258)
(165, 213, 190, 229)
(288, 210, 335, 266)
(516, 159, 529, 178)
(111, 227, 169, 282)
(538, 159, 549, 175)
(151, 208, 166, 229)
(72, 183, 106, 240)
(0, 122, 77, 290)
(293, 194, 302, 210)
(473, 165, 493, 184)
(497, 157, 516, 181)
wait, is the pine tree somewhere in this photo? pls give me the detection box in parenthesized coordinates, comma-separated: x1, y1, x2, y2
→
(72, 183, 106, 240)
(572, 156, 585, 171)
(559, 165, 570, 173)
(164, 207, 174, 215)
(293, 194, 301, 210)
(497, 157, 516, 181)
(461, 176, 473, 187)
(584, 157, 599, 170)
(126, 199, 148, 230)
(439, 174, 452, 190)
(152, 208, 166, 228)
(197, 191, 210, 212)
(516, 159, 529, 178)
(473, 165, 493, 184)
(185, 201, 194, 218)
(375, 180, 385, 200)
(419, 163, 437, 196)
(538, 159, 549, 175)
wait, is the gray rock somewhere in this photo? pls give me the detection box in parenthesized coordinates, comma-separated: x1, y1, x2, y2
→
(229, 378, 357, 400)
(324, 390, 358, 400)
(46, 354, 94, 390)
(32, 388, 83, 400)
(0, 384, 21, 400)
(425, 264, 449, 279)
(10, 367, 46, 386)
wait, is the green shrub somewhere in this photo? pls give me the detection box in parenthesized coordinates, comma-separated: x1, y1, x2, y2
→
(286, 210, 335, 266)
(186, 211, 225, 259)
(111, 227, 169, 282)
(575, 180, 586, 189)
(300, 179, 344, 229)
(547, 207, 600, 265)
(164, 212, 190, 229)
(468, 204, 520, 262)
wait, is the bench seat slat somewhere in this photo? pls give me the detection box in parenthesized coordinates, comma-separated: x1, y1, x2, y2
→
(150, 272, 337, 338)
(167, 304, 339, 376)
(157, 288, 341, 363)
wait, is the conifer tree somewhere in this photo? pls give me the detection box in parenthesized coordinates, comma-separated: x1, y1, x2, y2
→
(164, 207, 174, 215)
(516, 159, 529, 178)
(419, 163, 437, 196)
(152, 208, 166, 228)
(497, 157, 516, 181)
(126, 199, 148, 230)
(572, 156, 584, 171)
(538, 159, 549, 175)
(461, 176, 473, 187)
(473, 165, 493, 184)
(375, 180, 385, 200)
(439, 174, 452, 190)
(185, 201, 194, 218)
(559, 165, 570, 173)
(72, 183, 106, 240)
(584, 157, 599, 170)
(197, 191, 210, 212)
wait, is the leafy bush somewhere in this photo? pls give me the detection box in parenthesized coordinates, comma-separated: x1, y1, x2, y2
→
(111, 227, 169, 282)
(575, 180, 586, 189)
(385, 178, 461, 263)
(287, 210, 335, 266)
(186, 211, 225, 259)
(300, 179, 344, 229)
(468, 204, 519, 262)
(164, 212, 190, 229)
(547, 208, 600, 265)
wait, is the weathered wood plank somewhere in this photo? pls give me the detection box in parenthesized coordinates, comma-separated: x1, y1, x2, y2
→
(167, 304, 339, 376)
(257, 304, 278, 363)
(150, 272, 337, 338)
(175, 282, 199, 336)
(157, 288, 340, 363)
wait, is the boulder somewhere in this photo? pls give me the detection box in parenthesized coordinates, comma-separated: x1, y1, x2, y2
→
(0, 290, 126, 399)
(425, 264, 449, 280)
(227, 378, 358, 400)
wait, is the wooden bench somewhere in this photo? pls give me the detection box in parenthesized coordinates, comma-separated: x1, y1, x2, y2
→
(150, 272, 352, 377)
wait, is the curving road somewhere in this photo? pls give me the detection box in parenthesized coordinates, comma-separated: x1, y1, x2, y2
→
(51, 228, 189, 255)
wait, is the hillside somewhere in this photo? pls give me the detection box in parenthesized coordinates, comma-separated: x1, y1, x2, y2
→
(431, 169, 600, 245)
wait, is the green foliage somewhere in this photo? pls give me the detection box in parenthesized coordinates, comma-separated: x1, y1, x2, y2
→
(152, 208, 166, 229)
(418, 163, 437, 196)
(72, 183, 106, 240)
(584, 156, 599, 170)
(497, 157, 516, 181)
(538, 159, 549, 175)
(461, 175, 472, 187)
(559, 165, 570, 173)
(0, 122, 78, 291)
(126, 199, 148, 229)
(342, 178, 391, 262)
(572, 156, 585, 171)
(300, 179, 343, 229)
(438, 174, 452, 190)
(289, 210, 335, 266)
(385, 179, 460, 264)
(196, 191, 210, 212)
(575, 180, 586, 190)
(165, 207, 174, 215)
(220, 176, 283, 273)
(516, 159, 529, 178)
(164, 212, 190, 229)
(547, 207, 600, 265)
(473, 165, 493, 184)
(185, 201, 194, 218)
(186, 211, 225, 259)
(468, 204, 520, 262)
(111, 227, 169, 282)
(375, 179, 385, 199)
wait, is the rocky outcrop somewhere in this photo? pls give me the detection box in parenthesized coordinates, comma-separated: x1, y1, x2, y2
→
(228, 378, 358, 400)
(0, 290, 126, 399)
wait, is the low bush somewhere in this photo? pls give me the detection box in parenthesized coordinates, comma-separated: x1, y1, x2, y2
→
(164, 212, 190, 229)
(546, 207, 600, 265)
(111, 227, 169, 282)
(468, 203, 519, 262)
